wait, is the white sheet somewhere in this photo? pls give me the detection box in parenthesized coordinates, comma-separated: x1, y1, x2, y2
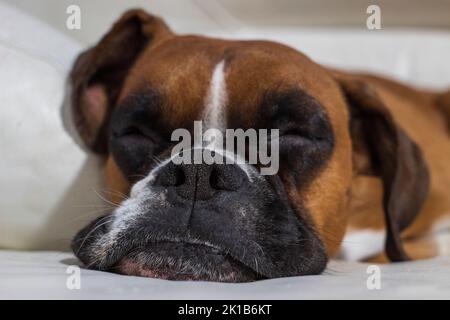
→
(1, 251, 449, 299)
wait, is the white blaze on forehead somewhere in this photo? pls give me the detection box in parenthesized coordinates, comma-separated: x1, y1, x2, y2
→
(203, 60, 227, 134)
(198, 59, 254, 180)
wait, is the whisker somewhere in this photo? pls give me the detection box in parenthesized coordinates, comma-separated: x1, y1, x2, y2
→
(127, 174, 148, 179)
(92, 188, 122, 207)
(74, 216, 114, 256)
(99, 189, 129, 203)
(66, 208, 114, 224)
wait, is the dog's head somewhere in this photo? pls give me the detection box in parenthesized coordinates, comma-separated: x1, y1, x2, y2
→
(70, 10, 429, 281)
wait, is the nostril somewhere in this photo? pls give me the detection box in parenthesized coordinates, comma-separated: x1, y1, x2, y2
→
(209, 167, 221, 190)
(154, 163, 186, 187)
(174, 166, 185, 187)
(209, 165, 244, 191)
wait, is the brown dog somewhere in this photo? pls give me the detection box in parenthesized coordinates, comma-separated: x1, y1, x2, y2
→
(70, 10, 450, 281)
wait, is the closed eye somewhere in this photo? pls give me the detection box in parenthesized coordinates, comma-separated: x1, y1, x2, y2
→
(280, 124, 330, 143)
(117, 126, 152, 139)
(263, 88, 333, 144)
(118, 126, 143, 137)
(281, 127, 309, 137)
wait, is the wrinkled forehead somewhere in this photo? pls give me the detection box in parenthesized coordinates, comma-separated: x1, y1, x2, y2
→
(118, 35, 345, 130)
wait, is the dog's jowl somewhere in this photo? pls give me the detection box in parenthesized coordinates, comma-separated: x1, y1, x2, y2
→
(70, 10, 450, 281)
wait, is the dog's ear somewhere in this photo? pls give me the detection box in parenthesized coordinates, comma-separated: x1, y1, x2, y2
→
(335, 74, 430, 262)
(70, 9, 172, 153)
(435, 90, 450, 133)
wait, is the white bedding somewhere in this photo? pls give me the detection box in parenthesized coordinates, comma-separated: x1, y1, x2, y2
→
(1, 251, 449, 299)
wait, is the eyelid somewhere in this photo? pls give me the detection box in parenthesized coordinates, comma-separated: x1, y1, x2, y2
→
(113, 124, 160, 145)
(280, 125, 331, 144)
(120, 126, 142, 136)
(280, 123, 309, 137)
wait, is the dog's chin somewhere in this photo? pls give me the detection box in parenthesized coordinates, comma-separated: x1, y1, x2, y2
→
(113, 241, 261, 282)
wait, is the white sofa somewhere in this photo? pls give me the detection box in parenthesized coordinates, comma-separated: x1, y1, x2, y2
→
(0, 1, 449, 299)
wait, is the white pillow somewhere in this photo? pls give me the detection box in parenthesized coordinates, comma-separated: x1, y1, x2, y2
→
(0, 3, 104, 250)
(207, 29, 450, 90)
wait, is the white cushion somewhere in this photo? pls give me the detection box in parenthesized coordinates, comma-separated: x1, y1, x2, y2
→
(0, 3, 104, 250)
(204, 28, 450, 90)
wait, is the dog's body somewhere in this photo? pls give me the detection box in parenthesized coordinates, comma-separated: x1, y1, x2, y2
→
(69, 10, 450, 281)
(339, 73, 450, 261)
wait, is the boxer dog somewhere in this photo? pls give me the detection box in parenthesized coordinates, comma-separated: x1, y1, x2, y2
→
(70, 10, 450, 282)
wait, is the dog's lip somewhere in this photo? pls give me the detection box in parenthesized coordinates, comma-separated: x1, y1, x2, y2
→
(73, 217, 261, 276)
(122, 237, 235, 265)
(73, 216, 268, 278)
(153, 238, 223, 252)
(112, 239, 263, 281)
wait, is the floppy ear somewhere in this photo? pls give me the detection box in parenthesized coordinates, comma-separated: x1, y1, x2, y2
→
(435, 89, 450, 133)
(70, 9, 172, 153)
(336, 76, 430, 262)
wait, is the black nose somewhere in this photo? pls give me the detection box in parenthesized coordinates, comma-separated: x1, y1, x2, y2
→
(153, 158, 247, 200)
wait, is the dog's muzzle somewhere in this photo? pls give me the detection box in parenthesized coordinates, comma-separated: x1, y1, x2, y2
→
(72, 153, 327, 282)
